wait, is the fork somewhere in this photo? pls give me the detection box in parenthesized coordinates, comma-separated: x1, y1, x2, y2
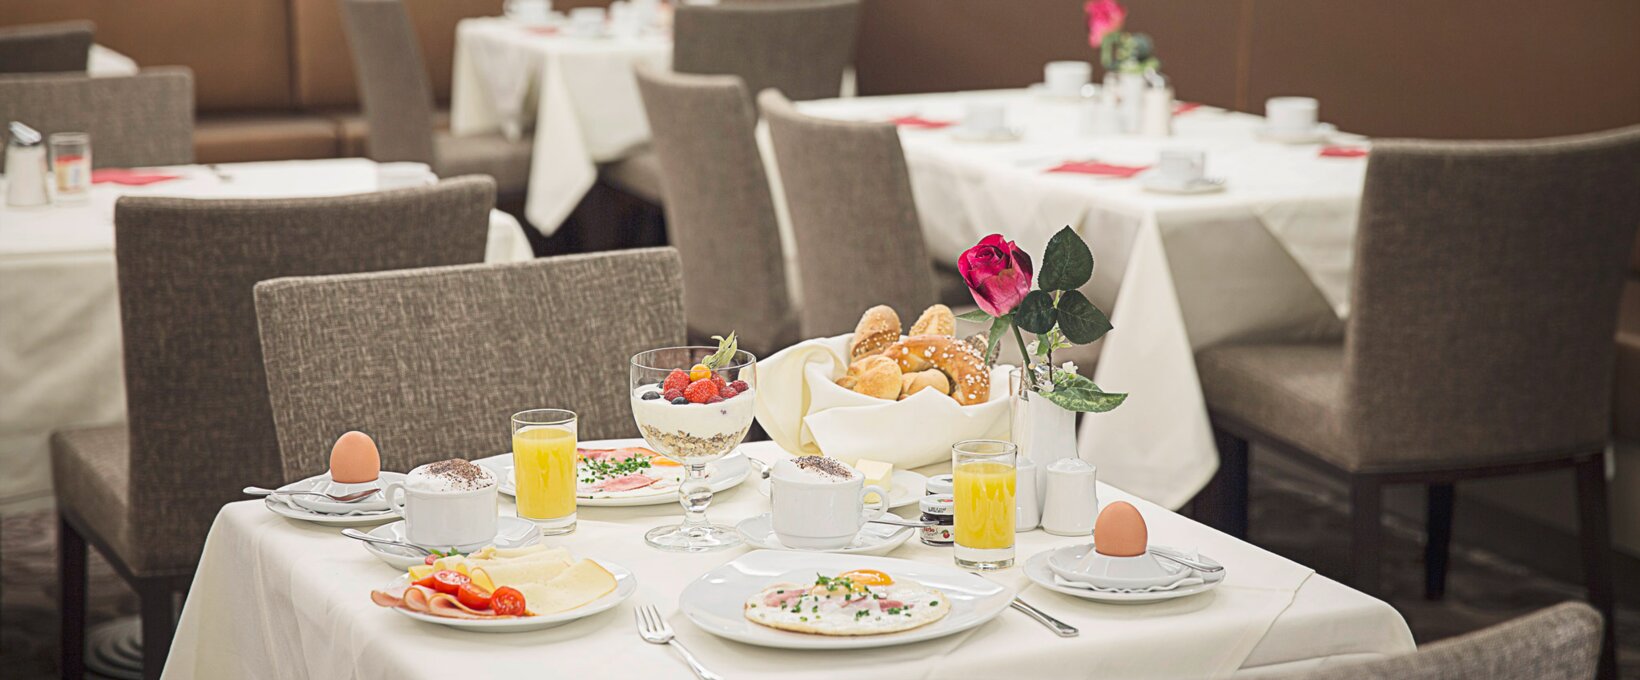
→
(977, 574, 1079, 637)
(242, 486, 380, 503)
(634, 605, 722, 680)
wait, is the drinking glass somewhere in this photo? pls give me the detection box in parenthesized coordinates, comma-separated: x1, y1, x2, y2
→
(630, 346, 757, 552)
(953, 439, 1017, 570)
(511, 409, 578, 535)
(48, 132, 91, 204)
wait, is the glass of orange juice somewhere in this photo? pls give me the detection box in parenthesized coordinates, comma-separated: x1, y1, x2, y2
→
(953, 439, 1017, 570)
(511, 409, 578, 535)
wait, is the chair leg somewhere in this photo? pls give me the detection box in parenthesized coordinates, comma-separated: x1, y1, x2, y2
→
(1198, 426, 1250, 539)
(1423, 482, 1454, 601)
(139, 583, 175, 680)
(1349, 476, 1383, 597)
(1574, 454, 1617, 680)
(58, 514, 88, 680)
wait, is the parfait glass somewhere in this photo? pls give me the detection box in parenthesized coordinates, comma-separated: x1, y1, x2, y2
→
(630, 346, 758, 552)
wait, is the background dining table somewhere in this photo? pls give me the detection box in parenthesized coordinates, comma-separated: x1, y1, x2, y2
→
(164, 441, 1414, 679)
(0, 158, 533, 512)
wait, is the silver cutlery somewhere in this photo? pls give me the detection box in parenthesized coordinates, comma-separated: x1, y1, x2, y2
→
(867, 516, 938, 528)
(977, 574, 1079, 637)
(747, 456, 772, 481)
(242, 486, 379, 503)
(1150, 548, 1223, 573)
(340, 528, 434, 556)
(206, 163, 233, 182)
(635, 604, 721, 680)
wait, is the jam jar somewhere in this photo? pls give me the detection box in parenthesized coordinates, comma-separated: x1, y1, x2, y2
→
(919, 494, 955, 546)
(925, 473, 954, 496)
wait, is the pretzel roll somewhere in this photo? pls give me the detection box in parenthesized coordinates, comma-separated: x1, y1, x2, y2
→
(882, 335, 991, 405)
(909, 304, 956, 337)
(848, 305, 901, 360)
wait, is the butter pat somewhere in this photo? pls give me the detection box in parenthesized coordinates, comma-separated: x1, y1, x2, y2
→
(856, 458, 894, 504)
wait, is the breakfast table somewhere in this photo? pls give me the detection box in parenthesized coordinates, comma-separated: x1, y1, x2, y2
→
(164, 441, 1414, 678)
(795, 90, 1370, 510)
(0, 158, 533, 512)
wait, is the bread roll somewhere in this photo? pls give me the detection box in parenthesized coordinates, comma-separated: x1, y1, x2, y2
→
(899, 369, 951, 399)
(910, 304, 956, 337)
(838, 355, 902, 400)
(883, 335, 991, 405)
(849, 305, 901, 360)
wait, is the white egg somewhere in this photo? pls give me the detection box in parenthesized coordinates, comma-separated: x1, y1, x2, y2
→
(743, 574, 951, 636)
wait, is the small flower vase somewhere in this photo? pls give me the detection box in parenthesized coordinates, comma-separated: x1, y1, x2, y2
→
(1010, 370, 1079, 513)
(1118, 71, 1146, 134)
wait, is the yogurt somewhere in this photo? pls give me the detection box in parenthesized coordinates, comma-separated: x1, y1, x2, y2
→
(630, 385, 756, 461)
(405, 458, 496, 493)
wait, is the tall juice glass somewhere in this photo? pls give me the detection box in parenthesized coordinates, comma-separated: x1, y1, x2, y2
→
(511, 409, 577, 535)
(953, 439, 1016, 570)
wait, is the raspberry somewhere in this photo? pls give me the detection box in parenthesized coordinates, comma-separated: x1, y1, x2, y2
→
(663, 388, 684, 402)
(662, 369, 691, 394)
(730, 380, 749, 393)
(683, 379, 719, 404)
(719, 386, 739, 400)
(706, 395, 724, 404)
(712, 375, 727, 390)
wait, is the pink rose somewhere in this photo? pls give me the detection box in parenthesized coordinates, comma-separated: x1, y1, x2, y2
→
(1085, 0, 1126, 48)
(959, 234, 1034, 317)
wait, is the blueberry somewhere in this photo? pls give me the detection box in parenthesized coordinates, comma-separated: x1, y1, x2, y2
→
(640, 391, 661, 400)
(671, 397, 689, 405)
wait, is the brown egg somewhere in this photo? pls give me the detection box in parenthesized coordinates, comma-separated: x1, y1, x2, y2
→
(329, 431, 381, 484)
(1094, 501, 1148, 557)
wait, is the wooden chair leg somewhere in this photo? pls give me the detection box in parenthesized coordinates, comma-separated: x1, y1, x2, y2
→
(1198, 426, 1250, 539)
(139, 583, 175, 680)
(1574, 454, 1617, 680)
(1424, 482, 1454, 600)
(1349, 476, 1383, 597)
(58, 514, 88, 680)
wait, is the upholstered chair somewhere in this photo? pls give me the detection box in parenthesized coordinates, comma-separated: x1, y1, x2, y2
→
(673, 0, 859, 103)
(0, 20, 94, 74)
(0, 68, 193, 172)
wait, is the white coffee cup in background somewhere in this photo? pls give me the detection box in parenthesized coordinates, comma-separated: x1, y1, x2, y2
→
(376, 162, 437, 191)
(1044, 61, 1092, 98)
(383, 459, 499, 548)
(1155, 148, 1206, 185)
(1265, 96, 1319, 133)
(504, 0, 552, 24)
(962, 102, 1008, 136)
(568, 7, 606, 37)
(769, 456, 887, 550)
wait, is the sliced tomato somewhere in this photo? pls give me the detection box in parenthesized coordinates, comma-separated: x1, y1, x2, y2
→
(456, 582, 493, 610)
(412, 571, 440, 589)
(431, 570, 470, 595)
(490, 586, 527, 616)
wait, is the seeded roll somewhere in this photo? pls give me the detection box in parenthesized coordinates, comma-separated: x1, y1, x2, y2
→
(883, 335, 990, 405)
(848, 305, 901, 360)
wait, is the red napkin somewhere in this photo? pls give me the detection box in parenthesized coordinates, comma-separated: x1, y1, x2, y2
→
(888, 116, 956, 130)
(524, 26, 560, 35)
(1319, 146, 1369, 158)
(1173, 102, 1202, 115)
(91, 169, 184, 186)
(1046, 161, 1150, 178)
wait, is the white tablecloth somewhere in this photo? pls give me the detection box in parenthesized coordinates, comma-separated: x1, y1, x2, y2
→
(166, 441, 1412, 678)
(450, 17, 671, 233)
(797, 91, 1368, 509)
(0, 158, 533, 511)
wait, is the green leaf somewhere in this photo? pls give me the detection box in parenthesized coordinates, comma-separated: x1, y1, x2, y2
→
(1038, 226, 1094, 292)
(956, 308, 994, 323)
(1014, 290, 1057, 334)
(1054, 290, 1112, 344)
(1032, 328, 1071, 358)
(1043, 370, 1127, 413)
(984, 315, 1010, 364)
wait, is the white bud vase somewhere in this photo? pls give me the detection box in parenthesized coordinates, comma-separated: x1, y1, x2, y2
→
(1011, 371, 1079, 514)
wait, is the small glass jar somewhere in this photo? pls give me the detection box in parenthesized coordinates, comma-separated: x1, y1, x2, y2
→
(925, 474, 954, 496)
(48, 132, 91, 204)
(919, 494, 955, 546)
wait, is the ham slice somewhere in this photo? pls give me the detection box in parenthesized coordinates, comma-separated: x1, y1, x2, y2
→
(763, 587, 805, 607)
(579, 447, 656, 462)
(372, 584, 522, 620)
(597, 474, 658, 492)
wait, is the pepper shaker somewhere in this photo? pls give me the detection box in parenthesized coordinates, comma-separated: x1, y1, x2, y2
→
(6, 122, 50, 208)
(1040, 458, 1099, 536)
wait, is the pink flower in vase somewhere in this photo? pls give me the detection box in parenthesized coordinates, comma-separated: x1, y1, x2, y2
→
(959, 234, 1034, 317)
(1085, 0, 1127, 48)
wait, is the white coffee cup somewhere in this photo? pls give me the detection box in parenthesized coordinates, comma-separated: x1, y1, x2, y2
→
(962, 102, 1007, 136)
(769, 456, 888, 550)
(376, 162, 437, 191)
(568, 7, 606, 37)
(1265, 96, 1319, 133)
(383, 462, 498, 548)
(1156, 148, 1206, 184)
(1044, 61, 1092, 99)
(504, 0, 552, 24)
(1040, 458, 1099, 536)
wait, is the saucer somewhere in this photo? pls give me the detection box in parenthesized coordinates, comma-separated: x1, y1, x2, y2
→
(754, 468, 926, 509)
(951, 126, 1023, 143)
(1028, 82, 1096, 101)
(262, 471, 406, 526)
(1025, 549, 1223, 604)
(361, 516, 543, 570)
(1141, 175, 1226, 195)
(735, 513, 914, 556)
(288, 473, 397, 514)
(1255, 122, 1337, 144)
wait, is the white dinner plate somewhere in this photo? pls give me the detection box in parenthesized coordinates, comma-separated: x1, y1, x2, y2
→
(380, 559, 636, 632)
(261, 471, 406, 526)
(753, 468, 927, 510)
(474, 437, 751, 507)
(679, 550, 1013, 649)
(1023, 549, 1223, 604)
(361, 516, 544, 570)
(735, 513, 914, 556)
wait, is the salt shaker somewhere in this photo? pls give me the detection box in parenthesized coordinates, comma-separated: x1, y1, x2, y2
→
(1014, 455, 1040, 532)
(1140, 86, 1175, 137)
(5, 122, 50, 208)
(1041, 458, 1099, 536)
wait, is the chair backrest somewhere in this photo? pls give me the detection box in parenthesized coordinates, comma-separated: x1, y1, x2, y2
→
(115, 176, 495, 572)
(1344, 125, 1640, 469)
(0, 21, 94, 74)
(0, 68, 193, 172)
(1284, 602, 1603, 680)
(673, 0, 859, 103)
(759, 88, 935, 337)
(634, 66, 796, 356)
(254, 249, 686, 478)
(340, 0, 437, 164)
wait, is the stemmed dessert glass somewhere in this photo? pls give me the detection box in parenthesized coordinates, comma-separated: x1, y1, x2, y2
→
(630, 346, 758, 552)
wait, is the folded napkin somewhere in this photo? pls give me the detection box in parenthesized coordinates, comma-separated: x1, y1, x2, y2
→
(753, 334, 1013, 470)
(268, 493, 392, 518)
(92, 168, 184, 186)
(1173, 102, 1203, 115)
(1052, 572, 1206, 593)
(1047, 160, 1151, 178)
(1319, 146, 1369, 158)
(523, 26, 560, 35)
(888, 115, 956, 130)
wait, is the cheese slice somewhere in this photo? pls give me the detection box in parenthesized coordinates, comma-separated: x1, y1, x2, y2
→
(514, 559, 618, 615)
(471, 550, 575, 588)
(856, 458, 894, 504)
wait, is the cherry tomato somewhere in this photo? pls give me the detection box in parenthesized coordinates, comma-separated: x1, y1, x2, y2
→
(490, 586, 527, 616)
(431, 570, 470, 595)
(424, 555, 437, 566)
(456, 582, 492, 610)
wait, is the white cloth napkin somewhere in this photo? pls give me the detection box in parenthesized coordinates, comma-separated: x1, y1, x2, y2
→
(269, 493, 391, 518)
(753, 334, 1014, 469)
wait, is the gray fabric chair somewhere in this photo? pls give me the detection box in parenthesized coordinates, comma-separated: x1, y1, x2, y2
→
(51, 177, 496, 680)
(1195, 125, 1640, 680)
(673, 0, 859, 103)
(760, 89, 935, 337)
(1283, 602, 1604, 680)
(0, 20, 94, 74)
(0, 68, 193, 172)
(340, 0, 532, 194)
(635, 66, 797, 357)
(254, 249, 685, 478)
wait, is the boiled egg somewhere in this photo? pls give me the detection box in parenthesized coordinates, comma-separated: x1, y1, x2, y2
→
(329, 430, 381, 484)
(1094, 501, 1148, 557)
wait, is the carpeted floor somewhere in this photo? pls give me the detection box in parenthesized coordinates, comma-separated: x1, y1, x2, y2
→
(2, 460, 1635, 678)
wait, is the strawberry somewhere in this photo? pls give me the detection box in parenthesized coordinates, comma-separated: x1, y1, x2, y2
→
(662, 369, 691, 394)
(663, 388, 684, 402)
(730, 380, 749, 393)
(683, 379, 719, 404)
(719, 386, 739, 400)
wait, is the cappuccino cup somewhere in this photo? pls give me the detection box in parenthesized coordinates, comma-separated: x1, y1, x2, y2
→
(1044, 61, 1092, 99)
(1265, 96, 1319, 133)
(770, 456, 887, 550)
(962, 102, 1008, 136)
(1156, 148, 1206, 184)
(384, 459, 498, 548)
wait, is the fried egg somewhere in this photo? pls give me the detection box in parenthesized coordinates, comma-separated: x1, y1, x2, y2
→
(743, 571, 950, 636)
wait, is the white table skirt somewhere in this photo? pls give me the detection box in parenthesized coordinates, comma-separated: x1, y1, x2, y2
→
(0, 159, 532, 511)
(796, 92, 1367, 509)
(165, 441, 1412, 679)
(450, 17, 670, 234)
